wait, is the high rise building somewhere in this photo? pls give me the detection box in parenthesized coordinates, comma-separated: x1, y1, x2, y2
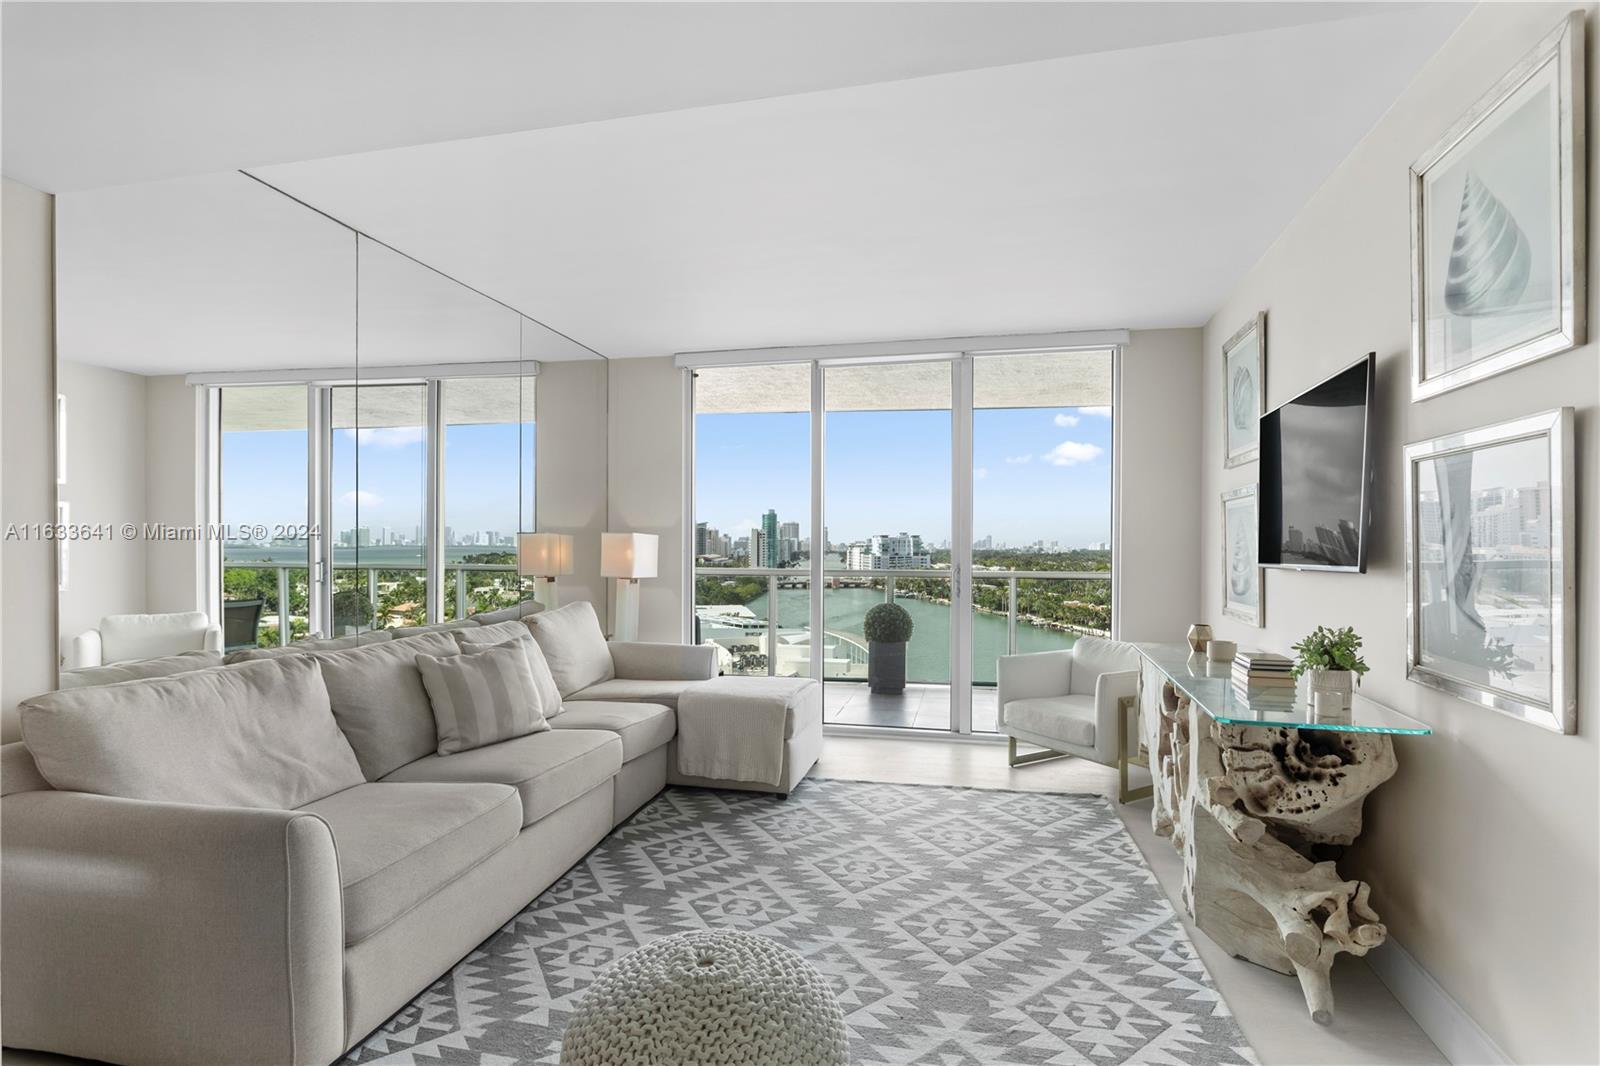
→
(695, 522, 709, 557)
(847, 532, 930, 570)
(748, 526, 765, 567)
(779, 521, 800, 542)
(761, 510, 780, 568)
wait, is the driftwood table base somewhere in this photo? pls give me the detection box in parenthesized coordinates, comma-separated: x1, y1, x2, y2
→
(1141, 668, 1395, 1024)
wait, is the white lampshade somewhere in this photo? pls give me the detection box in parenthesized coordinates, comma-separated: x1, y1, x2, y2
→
(601, 532, 659, 580)
(518, 532, 573, 577)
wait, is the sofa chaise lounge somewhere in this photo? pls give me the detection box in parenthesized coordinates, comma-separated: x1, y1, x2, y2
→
(1, 601, 821, 1065)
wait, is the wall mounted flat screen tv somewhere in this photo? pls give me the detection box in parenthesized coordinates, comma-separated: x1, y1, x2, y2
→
(1258, 353, 1375, 573)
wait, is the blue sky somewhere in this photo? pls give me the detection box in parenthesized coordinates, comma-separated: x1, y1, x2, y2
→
(223, 424, 531, 540)
(225, 404, 1112, 550)
(694, 406, 1112, 548)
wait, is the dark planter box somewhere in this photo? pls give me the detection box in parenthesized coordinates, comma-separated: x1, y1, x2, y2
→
(868, 641, 907, 694)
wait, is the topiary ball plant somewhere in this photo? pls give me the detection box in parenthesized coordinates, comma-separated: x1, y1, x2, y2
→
(863, 602, 914, 644)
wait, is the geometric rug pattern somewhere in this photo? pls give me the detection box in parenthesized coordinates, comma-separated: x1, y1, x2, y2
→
(344, 779, 1257, 1065)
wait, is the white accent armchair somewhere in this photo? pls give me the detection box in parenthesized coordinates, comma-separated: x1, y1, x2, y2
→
(997, 636, 1150, 802)
(69, 612, 222, 669)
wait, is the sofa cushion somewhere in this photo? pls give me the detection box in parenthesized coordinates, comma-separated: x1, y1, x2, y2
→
(391, 620, 479, 640)
(549, 702, 676, 761)
(566, 677, 703, 712)
(19, 656, 364, 809)
(457, 622, 564, 718)
(298, 782, 521, 945)
(470, 602, 545, 625)
(1003, 695, 1097, 748)
(225, 630, 392, 663)
(526, 601, 615, 698)
(310, 632, 462, 780)
(59, 649, 221, 689)
(416, 640, 551, 755)
(97, 611, 214, 663)
(383, 730, 622, 826)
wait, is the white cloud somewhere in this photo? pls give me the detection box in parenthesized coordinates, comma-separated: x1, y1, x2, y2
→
(345, 426, 426, 448)
(1041, 441, 1103, 467)
(1078, 406, 1112, 418)
(1052, 413, 1079, 428)
(1004, 454, 1032, 465)
(340, 489, 382, 507)
(973, 467, 988, 480)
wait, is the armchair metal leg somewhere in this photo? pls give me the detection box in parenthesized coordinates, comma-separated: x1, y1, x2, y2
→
(1007, 736, 1070, 768)
(1117, 695, 1153, 804)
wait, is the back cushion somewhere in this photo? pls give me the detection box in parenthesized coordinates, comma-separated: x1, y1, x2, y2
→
(1069, 637, 1140, 695)
(311, 631, 461, 779)
(98, 611, 211, 663)
(391, 619, 478, 640)
(225, 630, 392, 664)
(470, 602, 545, 625)
(59, 649, 221, 689)
(19, 656, 363, 809)
(457, 622, 565, 718)
(526, 601, 615, 698)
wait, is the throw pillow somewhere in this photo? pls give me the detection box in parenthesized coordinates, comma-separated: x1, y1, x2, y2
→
(415, 639, 550, 755)
(526, 600, 615, 698)
(456, 623, 565, 718)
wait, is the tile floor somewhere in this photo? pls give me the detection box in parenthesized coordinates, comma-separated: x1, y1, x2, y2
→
(822, 680, 1000, 732)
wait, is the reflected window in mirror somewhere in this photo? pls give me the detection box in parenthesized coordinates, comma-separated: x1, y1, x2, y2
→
(441, 376, 535, 620)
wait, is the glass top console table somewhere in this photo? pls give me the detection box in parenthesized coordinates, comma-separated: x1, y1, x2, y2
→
(1132, 642, 1431, 735)
(1130, 641, 1428, 1025)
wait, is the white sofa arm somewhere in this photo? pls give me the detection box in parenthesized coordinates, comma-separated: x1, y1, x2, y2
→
(609, 641, 719, 681)
(68, 629, 103, 669)
(203, 623, 224, 654)
(1, 790, 345, 1065)
(997, 650, 1073, 727)
(1092, 668, 1140, 765)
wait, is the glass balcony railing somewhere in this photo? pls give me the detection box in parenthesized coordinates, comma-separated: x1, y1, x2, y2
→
(223, 561, 522, 649)
(691, 566, 1111, 689)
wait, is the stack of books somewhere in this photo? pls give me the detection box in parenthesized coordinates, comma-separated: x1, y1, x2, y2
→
(1231, 651, 1295, 702)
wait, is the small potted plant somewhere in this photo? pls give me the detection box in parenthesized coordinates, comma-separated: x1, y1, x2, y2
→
(864, 602, 914, 695)
(1290, 625, 1369, 710)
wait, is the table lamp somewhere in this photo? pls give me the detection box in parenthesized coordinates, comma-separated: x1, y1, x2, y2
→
(601, 532, 658, 642)
(518, 532, 573, 609)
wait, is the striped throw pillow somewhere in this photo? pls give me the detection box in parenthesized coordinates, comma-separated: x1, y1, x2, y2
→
(414, 639, 550, 756)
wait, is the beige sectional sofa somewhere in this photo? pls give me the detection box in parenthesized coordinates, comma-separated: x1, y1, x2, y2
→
(0, 601, 821, 1066)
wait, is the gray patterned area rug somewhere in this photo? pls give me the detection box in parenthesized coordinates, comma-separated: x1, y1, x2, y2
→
(346, 779, 1256, 1065)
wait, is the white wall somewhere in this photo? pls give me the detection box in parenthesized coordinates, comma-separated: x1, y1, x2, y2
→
(607, 357, 688, 642)
(1, 178, 57, 739)
(143, 375, 206, 614)
(55, 361, 149, 654)
(535, 359, 609, 616)
(1199, 5, 1597, 1061)
(1117, 328, 1203, 640)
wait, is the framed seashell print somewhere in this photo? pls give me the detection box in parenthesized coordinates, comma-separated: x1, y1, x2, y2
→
(1222, 312, 1265, 468)
(1220, 484, 1262, 626)
(1410, 11, 1586, 402)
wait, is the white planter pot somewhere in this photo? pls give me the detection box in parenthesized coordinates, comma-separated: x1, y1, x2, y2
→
(1308, 668, 1355, 712)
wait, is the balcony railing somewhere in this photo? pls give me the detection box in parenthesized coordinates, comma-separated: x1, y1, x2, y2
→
(692, 565, 1111, 680)
(223, 561, 519, 647)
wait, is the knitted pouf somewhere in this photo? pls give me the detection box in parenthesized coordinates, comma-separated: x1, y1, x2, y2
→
(559, 930, 848, 1066)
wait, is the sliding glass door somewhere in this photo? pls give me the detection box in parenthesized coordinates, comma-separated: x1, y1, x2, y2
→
(689, 346, 1116, 737)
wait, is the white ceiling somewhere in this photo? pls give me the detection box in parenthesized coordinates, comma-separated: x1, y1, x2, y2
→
(253, 4, 1467, 358)
(6, 1, 1431, 192)
(15, 2, 1469, 368)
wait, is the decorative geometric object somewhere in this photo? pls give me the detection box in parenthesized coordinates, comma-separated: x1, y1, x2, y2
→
(1221, 313, 1265, 468)
(559, 930, 846, 1066)
(1410, 11, 1586, 400)
(344, 780, 1255, 1065)
(1403, 407, 1576, 733)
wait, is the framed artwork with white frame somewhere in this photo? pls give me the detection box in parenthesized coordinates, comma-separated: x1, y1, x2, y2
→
(1221, 484, 1262, 626)
(1403, 408, 1575, 733)
(1222, 313, 1265, 468)
(1410, 11, 1586, 401)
